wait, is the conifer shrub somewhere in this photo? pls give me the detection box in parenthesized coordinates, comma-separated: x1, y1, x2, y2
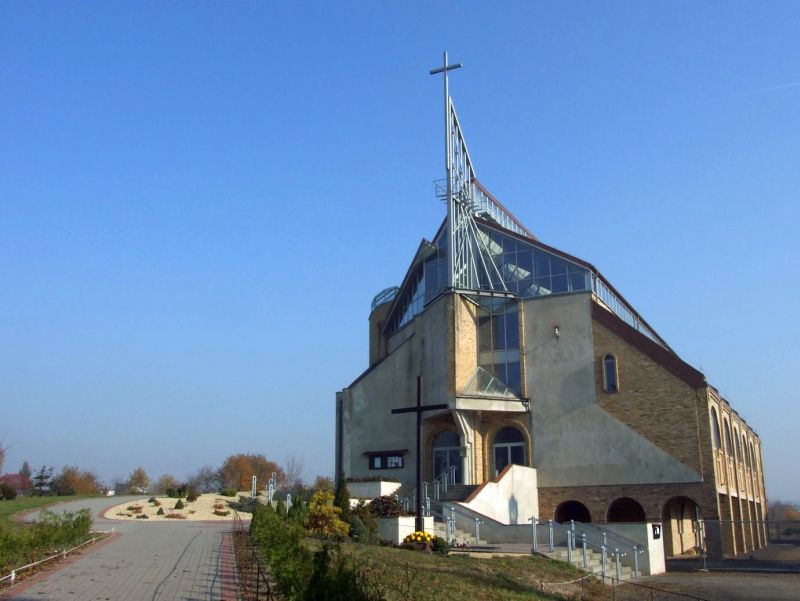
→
(157, 507, 165, 515)
(186, 489, 199, 503)
(219, 488, 237, 497)
(174, 499, 185, 510)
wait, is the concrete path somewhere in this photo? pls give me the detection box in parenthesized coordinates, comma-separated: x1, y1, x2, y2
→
(3, 497, 238, 601)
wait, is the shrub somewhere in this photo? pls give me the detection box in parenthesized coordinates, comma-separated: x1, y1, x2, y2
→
(350, 501, 378, 535)
(368, 496, 402, 518)
(164, 512, 186, 519)
(306, 491, 349, 539)
(230, 496, 258, 513)
(219, 488, 237, 497)
(0, 482, 17, 500)
(431, 536, 450, 555)
(127, 505, 143, 513)
(213, 503, 225, 510)
(174, 499, 185, 510)
(156, 507, 164, 516)
(135, 514, 149, 520)
(186, 489, 199, 503)
(153, 500, 161, 507)
(148, 497, 157, 503)
(214, 509, 231, 516)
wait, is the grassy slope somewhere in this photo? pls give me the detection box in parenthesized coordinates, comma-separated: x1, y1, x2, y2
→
(0, 496, 90, 523)
(343, 543, 608, 601)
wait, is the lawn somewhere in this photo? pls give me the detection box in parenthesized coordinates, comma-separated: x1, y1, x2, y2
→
(0, 496, 90, 523)
(342, 543, 608, 601)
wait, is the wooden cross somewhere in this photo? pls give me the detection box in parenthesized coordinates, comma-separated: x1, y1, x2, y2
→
(391, 376, 448, 532)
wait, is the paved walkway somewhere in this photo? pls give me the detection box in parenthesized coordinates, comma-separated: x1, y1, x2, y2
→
(3, 497, 238, 601)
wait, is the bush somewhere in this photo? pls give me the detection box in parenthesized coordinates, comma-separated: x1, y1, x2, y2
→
(0, 482, 17, 500)
(0, 509, 92, 572)
(219, 488, 237, 497)
(135, 514, 149, 520)
(157, 507, 164, 516)
(368, 496, 402, 518)
(214, 509, 231, 516)
(174, 499, 185, 510)
(350, 501, 378, 535)
(186, 489, 199, 503)
(164, 512, 186, 519)
(432, 536, 450, 555)
(229, 496, 259, 513)
(148, 497, 157, 503)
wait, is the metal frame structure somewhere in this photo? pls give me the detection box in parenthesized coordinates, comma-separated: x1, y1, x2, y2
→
(430, 51, 521, 292)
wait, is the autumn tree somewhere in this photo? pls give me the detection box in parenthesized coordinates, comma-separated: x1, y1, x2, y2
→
(52, 466, 101, 496)
(307, 490, 349, 538)
(769, 501, 800, 522)
(127, 467, 150, 493)
(154, 474, 179, 494)
(313, 475, 334, 492)
(219, 453, 285, 491)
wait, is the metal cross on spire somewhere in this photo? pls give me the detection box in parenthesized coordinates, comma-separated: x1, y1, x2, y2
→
(429, 51, 506, 292)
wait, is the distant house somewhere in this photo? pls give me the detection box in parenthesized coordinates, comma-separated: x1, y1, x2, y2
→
(0, 474, 32, 494)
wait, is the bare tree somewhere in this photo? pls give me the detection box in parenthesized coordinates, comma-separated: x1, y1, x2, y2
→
(186, 465, 221, 493)
(283, 454, 305, 493)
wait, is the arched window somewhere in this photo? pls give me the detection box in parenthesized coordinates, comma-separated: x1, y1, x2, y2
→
(432, 431, 462, 484)
(603, 354, 618, 393)
(723, 419, 733, 456)
(710, 408, 721, 449)
(741, 435, 749, 468)
(733, 428, 741, 462)
(749, 442, 756, 472)
(492, 426, 526, 477)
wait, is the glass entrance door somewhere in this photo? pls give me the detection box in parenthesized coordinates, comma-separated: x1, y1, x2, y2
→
(432, 431, 462, 484)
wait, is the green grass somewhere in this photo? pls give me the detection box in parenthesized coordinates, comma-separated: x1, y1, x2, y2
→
(0, 496, 91, 523)
(341, 542, 609, 601)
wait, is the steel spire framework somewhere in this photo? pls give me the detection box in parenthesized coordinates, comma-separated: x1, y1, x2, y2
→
(429, 51, 534, 293)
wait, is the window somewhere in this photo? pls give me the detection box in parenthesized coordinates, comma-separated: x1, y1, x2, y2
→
(365, 450, 406, 470)
(475, 297, 521, 395)
(603, 354, 618, 393)
(710, 408, 721, 449)
(492, 426, 526, 477)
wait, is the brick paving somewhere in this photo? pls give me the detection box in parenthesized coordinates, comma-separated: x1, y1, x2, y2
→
(2, 497, 239, 601)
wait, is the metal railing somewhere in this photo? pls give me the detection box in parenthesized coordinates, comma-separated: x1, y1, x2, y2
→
(232, 512, 274, 601)
(530, 517, 646, 579)
(0, 530, 112, 589)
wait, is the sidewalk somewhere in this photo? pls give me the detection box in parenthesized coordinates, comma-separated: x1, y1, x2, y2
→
(2, 497, 236, 601)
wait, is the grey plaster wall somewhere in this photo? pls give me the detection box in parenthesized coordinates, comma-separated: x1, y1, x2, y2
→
(341, 295, 451, 482)
(523, 293, 700, 487)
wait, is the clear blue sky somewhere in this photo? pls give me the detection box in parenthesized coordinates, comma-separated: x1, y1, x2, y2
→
(1, 2, 798, 500)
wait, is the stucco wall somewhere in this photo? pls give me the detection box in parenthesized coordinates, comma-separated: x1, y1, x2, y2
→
(340, 295, 451, 482)
(523, 293, 700, 487)
(461, 465, 538, 525)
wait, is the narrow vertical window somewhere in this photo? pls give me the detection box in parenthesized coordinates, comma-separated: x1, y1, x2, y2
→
(710, 408, 722, 449)
(603, 354, 618, 393)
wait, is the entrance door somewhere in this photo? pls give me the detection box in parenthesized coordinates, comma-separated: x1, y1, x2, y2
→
(492, 426, 526, 476)
(432, 431, 462, 484)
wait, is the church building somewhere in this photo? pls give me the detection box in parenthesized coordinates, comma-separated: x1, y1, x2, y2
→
(335, 57, 767, 560)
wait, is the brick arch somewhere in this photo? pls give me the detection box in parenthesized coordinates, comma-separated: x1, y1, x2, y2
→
(482, 418, 533, 480)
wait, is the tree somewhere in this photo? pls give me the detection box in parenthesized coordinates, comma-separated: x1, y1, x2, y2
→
(154, 474, 179, 495)
(284, 454, 305, 493)
(127, 467, 150, 493)
(52, 466, 101, 496)
(313, 475, 334, 492)
(219, 453, 285, 491)
(32, 465, 54, 496)
(306, 490, 349, 538)
(19, 460, 32, 479)
(333, 473, 350, 519)
(769, 501, 800, 522)
(186, 465, 221, 493)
